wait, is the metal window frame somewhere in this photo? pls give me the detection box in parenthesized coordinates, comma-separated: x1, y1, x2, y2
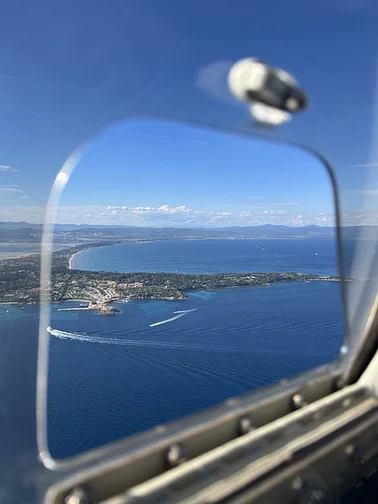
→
(45, 356, 378, 504)
(33, 121, 378, 503)
(43, 361, 343, 502)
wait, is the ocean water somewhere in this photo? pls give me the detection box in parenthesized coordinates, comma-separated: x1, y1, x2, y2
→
(1, 239, 345, 460)
(71, 238, 338, 275)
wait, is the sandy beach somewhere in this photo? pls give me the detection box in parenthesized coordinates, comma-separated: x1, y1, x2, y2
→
(68, 250, 81, 269)
(0, 251, 40, 261)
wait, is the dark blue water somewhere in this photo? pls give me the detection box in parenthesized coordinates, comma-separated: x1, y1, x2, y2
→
(72, 239, 338, 276)
(0, 239, 344, 460)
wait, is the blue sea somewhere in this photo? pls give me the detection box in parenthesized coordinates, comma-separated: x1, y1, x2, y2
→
(71, 238, 338, 275)
(0, 239, 345, 460)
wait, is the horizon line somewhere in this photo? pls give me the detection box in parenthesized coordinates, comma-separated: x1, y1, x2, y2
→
(0, 221, 372, 229)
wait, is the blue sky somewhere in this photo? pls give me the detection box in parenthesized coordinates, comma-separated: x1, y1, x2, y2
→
(0, 0, 376, 226)
(54, 119, 335, 227)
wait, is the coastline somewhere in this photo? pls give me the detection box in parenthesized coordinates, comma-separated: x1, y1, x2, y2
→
(68, 251, 81, 270)
(0, 280, 344, 310)
(68, 242, 122, 270)
(1, 239, 349, 310)
(4, 237, 335, 270)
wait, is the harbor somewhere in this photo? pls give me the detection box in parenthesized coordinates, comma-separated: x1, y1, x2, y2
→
(57, 302, 120, 315)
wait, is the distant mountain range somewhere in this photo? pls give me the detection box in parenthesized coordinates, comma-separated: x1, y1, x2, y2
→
(0, 221, 373, 243)
(0, 221, 333, 235)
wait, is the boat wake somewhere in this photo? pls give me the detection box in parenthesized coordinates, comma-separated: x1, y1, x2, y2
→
(149, 313, 186, 327)
(46, 325, 298, 355)
(47, 326, 193, 349)
(173, 309, 198, 314)
(46, 325, 243, 353)
(149, 308, 197, 327)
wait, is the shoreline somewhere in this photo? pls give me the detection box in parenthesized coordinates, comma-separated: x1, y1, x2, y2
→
(0, 251, 40, 261)
(0, 280, 344, 308)
(2, 240, 348, 311)
(67, 237, 336, 272)
(68, 242, 124, 270)
(2, 237, 335, 270)
(69, 251, 81, 269)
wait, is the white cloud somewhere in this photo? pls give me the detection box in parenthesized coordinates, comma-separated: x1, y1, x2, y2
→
(352, 163, 378, 168)
(108, 204, 204, 217)
(100, 204, 335, 227)
(263, 210, 290, 216)
(0, 165, 18, 172)
(0, 203, 337, 227)
(107, 205, 129, 210)
(0, 184, 29, 198)
(0, 186, 24, 193)
(157, 205, 199, 215)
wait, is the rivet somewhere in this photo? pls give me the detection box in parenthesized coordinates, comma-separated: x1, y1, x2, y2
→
(342, 398, 351, 408)
(285, 98, 299, 110)
(292, 393, 306, 410)
(340, 345, 348, 355)
(238, 417, 254, 435)
(64, 487, 89, 504)
(165, 443, 187, 468)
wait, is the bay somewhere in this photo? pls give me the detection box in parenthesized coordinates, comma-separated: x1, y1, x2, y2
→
(71, 238, 339, 276)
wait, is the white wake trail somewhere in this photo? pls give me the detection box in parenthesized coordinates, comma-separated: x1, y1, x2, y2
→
(173, 308, 198, 314)
(149, 312, 186, 327)
(46, 326, 226, 352)
(46, 326, 265, 354)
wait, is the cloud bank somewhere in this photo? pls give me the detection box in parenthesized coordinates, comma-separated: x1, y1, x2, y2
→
(0, 165, 18, 173)
(0, 185, 24, 193)
(97, 204, 334, 227)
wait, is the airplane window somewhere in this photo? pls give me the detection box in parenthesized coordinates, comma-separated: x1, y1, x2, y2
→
(1, 1, 378, 501)
(17, 119, 345, 459)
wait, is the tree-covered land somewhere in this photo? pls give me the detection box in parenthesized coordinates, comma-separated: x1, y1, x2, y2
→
(0, 242, 349, 311)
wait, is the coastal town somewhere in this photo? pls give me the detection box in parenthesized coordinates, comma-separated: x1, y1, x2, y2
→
(0, 242, 351, 315)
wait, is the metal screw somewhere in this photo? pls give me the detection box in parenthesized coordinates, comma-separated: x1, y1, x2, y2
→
(238, 417, 254, 435)
(165, 443, 187, 468)
(340, 345, 348, 355)
(292, 393, 307, 410)
(342, 398, 351, 408)
(64, 487, 89, 504)
(285, 98, 299, 110)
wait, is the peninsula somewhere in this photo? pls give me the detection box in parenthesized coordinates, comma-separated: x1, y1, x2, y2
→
(0, 242, 351, 315)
